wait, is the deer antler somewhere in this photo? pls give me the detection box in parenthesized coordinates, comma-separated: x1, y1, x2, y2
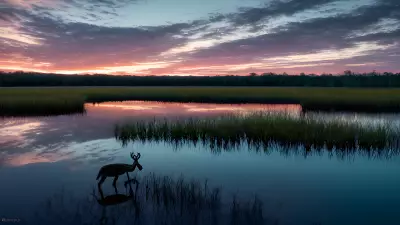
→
(130, 152, 141, 160)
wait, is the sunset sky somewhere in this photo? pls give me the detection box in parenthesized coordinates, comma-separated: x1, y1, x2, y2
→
(1, 0, 399, 75)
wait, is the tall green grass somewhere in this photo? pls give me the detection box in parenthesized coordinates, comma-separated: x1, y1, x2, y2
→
(115, 112, 398, 152)
(2, 87, 400, 116)
(34, 173, 268, 225)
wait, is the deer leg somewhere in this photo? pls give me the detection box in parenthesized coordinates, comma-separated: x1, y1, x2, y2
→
(98, 176, 106, 189)
(98, 176, 106, 197)
(124, 172, 131, 188)
(112, 176, 119, 193)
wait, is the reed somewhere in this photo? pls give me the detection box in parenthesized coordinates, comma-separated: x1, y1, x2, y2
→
(34, 173, 268, 225)
(114, 112, 398, 151)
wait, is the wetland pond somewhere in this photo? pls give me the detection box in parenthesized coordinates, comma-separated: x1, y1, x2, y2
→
(1, 101, 400, 225)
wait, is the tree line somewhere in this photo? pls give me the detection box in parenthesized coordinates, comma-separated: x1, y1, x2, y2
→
(1, 71, 400, 87)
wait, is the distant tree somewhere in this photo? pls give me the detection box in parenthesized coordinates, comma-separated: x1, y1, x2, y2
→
(344, 70, 353, 75)
(261, 72, 275, 76)
(1, 71, 400, 87)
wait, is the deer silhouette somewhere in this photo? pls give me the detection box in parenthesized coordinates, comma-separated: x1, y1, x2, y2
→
(96, 152, 143, 193)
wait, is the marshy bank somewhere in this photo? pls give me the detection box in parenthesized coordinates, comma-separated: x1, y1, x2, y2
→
(114, 112, 400, 154)
(2, 87, 400, 116)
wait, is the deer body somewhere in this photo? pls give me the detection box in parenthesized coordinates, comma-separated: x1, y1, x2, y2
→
(96, 152, 142, 193)
(96, 164, 136, 179)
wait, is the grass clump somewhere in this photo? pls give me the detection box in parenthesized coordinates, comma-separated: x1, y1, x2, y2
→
(115, 112, 397, 151)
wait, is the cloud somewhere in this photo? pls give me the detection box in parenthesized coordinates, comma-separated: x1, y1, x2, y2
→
(164, 0, 399, 74)
(159, 0, 381, 57)
(0, 7, 194, 73)
(3, 0, 144, 26)
(263, 42, 394, 63)
(226, 0, 339, 26)
(1, 0, 400, 75)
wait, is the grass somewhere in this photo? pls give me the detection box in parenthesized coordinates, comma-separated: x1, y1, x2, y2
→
(2, 87, 400, 116)
(34, 173, 269, 225)
(114, 112, 399, 152)
(0, 95, 86, 117)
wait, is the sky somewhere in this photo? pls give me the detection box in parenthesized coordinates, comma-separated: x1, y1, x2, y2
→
(0, 0, 399, 75)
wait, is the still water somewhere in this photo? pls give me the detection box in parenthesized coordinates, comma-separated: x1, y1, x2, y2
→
(0, 101, 400, 225)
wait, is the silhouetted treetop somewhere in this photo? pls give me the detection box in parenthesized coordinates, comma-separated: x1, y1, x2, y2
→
(1, 71, 400, 87)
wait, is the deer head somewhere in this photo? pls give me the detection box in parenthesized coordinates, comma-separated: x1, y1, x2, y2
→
(130, 152, 143, 171)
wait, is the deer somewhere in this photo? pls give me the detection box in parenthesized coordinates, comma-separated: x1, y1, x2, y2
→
(96, 152, 143, 193)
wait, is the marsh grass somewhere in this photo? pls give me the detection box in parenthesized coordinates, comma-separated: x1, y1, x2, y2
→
(2, 87, 400, 116)
(115, 112, 398, 152)
(34, 173, 269, 225)
(0, 96, 86, 117)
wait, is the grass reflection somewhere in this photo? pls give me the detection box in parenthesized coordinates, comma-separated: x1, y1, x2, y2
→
(34, 173, 270, 225)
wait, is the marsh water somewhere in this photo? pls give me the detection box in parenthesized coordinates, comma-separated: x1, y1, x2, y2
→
(1, 101, 400, 225)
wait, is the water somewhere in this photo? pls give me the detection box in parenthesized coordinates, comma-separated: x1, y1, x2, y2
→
(1, 101, 400, 225)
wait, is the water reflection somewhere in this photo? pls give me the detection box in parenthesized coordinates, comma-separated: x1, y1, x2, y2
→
(0, 120, 43, 148)
(303, 111, 400, 129)
(1, 101, 400, 168)
(1, 101, 400, 225)
(0, 102, 300, 151)
(0, 102, 302, 168)
(34, 172, 267, 225)
(1, 140, 399, 225)
(86, 101, 301, 118)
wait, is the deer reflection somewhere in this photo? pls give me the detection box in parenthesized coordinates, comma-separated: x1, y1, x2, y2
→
(96, 152, 143, 193)
(94, 178, 141, 225)
(96, 179, 138, 206)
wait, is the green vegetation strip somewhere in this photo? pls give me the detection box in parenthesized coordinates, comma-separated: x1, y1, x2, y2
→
(2, 87, 400, 116)
(115, 112, 397, 151)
